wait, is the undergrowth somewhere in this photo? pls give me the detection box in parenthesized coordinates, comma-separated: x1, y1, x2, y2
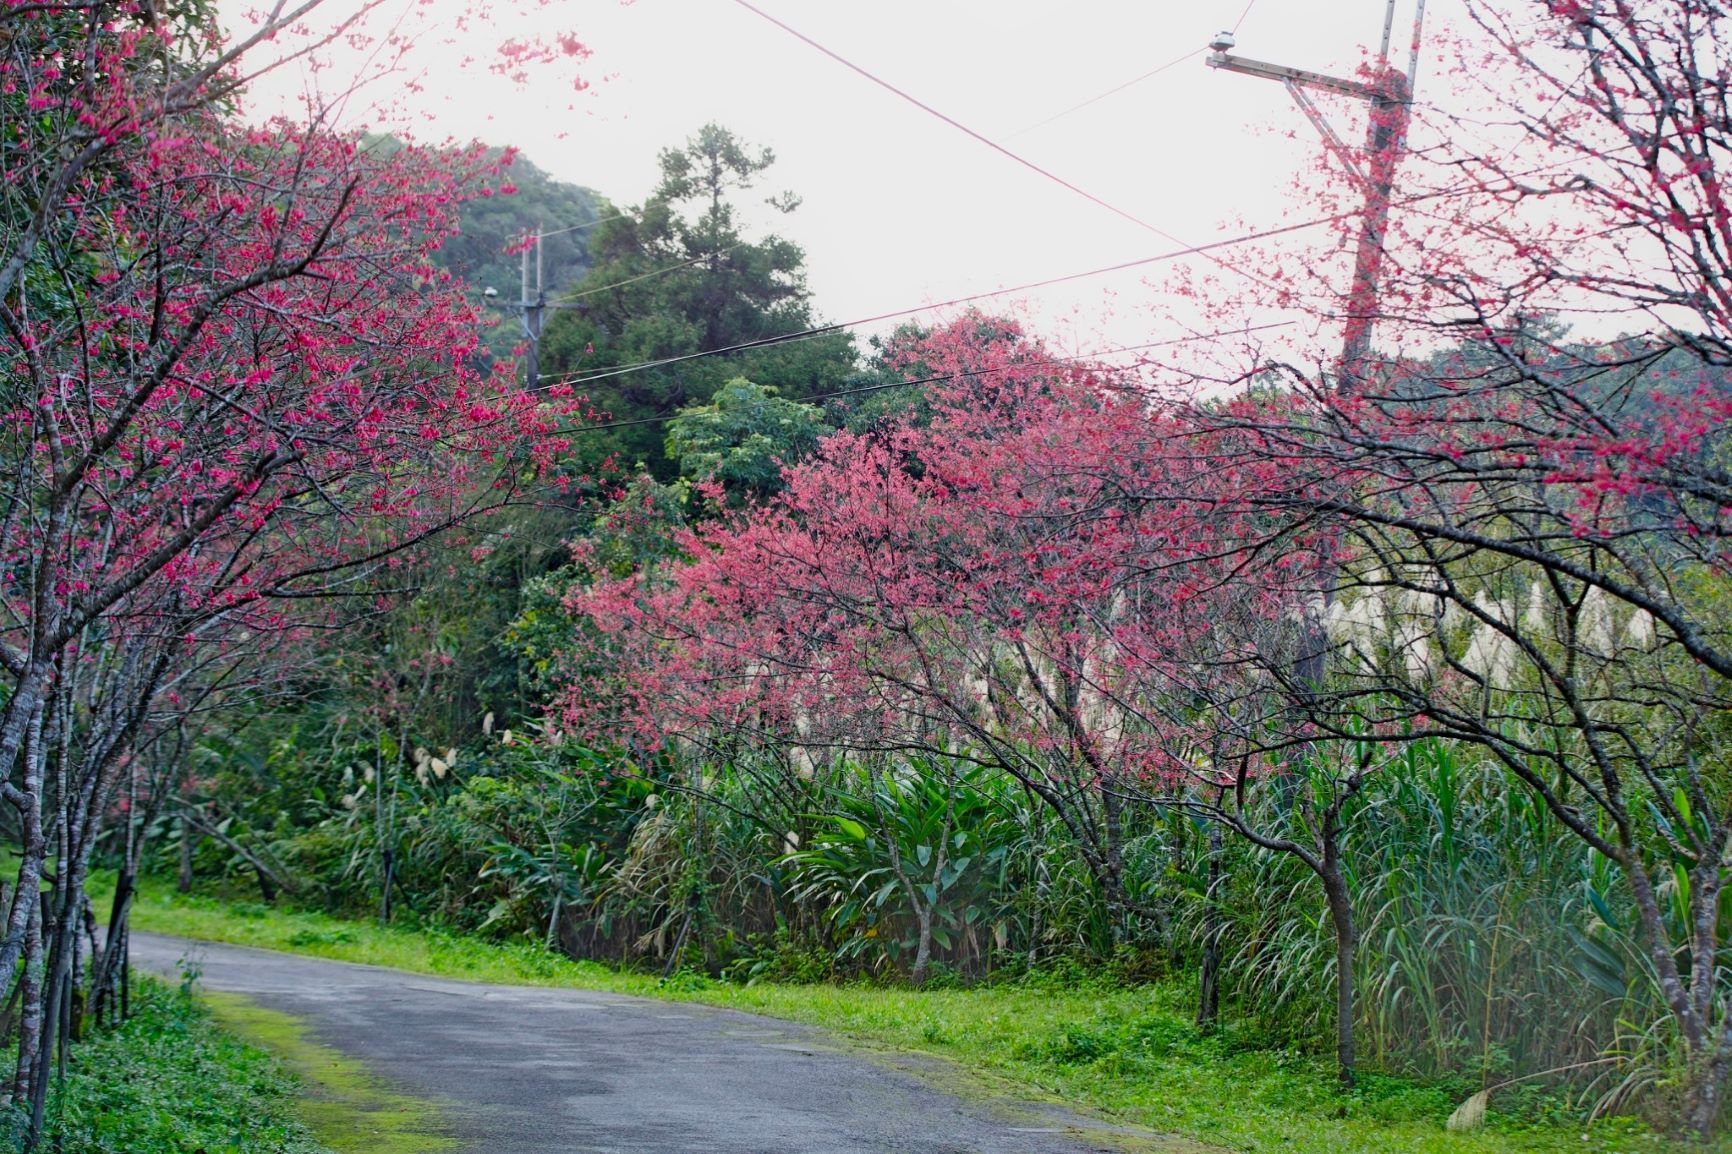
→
(36, 976, 327, 1153)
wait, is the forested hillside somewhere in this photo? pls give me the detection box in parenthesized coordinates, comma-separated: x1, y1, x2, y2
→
(435, 151, 604, 303)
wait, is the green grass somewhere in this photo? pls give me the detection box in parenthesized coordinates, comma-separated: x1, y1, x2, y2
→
(43, 977, 330, 1153)
(128, 882, 1707, 1154)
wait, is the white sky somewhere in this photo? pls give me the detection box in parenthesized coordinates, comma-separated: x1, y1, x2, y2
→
(223, 0, 1455, 355)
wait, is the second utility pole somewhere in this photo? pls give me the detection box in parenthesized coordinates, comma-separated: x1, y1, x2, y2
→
(520, 228, 545, 388)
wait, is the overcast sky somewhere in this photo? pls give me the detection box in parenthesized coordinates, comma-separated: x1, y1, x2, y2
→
(223, 0, 1453, 355)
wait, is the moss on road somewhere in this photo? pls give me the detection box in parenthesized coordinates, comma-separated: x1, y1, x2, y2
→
(200, 991, 455, 1154)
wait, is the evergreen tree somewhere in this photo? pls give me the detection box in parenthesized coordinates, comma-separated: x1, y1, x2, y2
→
(541, 124, 856, 480)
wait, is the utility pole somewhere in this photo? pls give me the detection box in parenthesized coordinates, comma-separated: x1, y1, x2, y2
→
(1207, 0, 1426, 392)
(1205, 4, 1431, 814)
(520, 228, 545, 387)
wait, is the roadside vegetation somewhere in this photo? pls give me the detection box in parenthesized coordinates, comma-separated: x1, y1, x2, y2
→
(134, 881, 1685, 1154)
(22, 977, 327, 1154)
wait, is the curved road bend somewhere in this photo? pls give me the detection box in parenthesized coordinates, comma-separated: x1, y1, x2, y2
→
(131, 933, 1189, 1154)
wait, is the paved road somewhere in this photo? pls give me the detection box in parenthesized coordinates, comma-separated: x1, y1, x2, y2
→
(131, 933, 1179, 1154)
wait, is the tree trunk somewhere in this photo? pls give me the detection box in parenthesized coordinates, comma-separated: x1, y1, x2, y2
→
(10, 895, 42, 1106)
(1322, 864, 1357, 1088)
(1101, 783, 1128, 945)
(91, 868, 133, 1024)
(1197, 820, 1223, 1030)
(28, 922, 69, 1148)
(0, 695, 51, 986)
(1677, 854, 1730, 1135)
(379, 846, 393, 922)
(910, 904, 933, 986)
(1678, 944, 1732, 1136)
(1683, 1057, 1726, 1137)
(0, 966, 23, 1050)
(1617, 831, 1725, 1134)
(254, 862, 278, 904)
(178, 814, 194, 893)
(1028, 851, 1049, 972)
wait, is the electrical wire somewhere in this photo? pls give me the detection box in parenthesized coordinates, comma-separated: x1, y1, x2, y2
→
(560, 322, 1295, 436)
(726, 0, 1276, 292)
(559, 241, 750, 303)
(535, 155, 1542, 394)
(997, 0, 1253, 141)
(537, 205, 1354, 392)
(538, 210, 634, 239)
(728, 0, 1196, 251)
(1003, 47, 1202, 140)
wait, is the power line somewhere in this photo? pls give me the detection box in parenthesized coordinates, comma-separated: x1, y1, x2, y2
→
(998, 0, 1259, 141)
(538, 210, 634, 239)
(527, 130, 1550, 396)
(536, 153, 1530, 395)
(1004, 48, 1202, 140)
(537, 204, 1355, 393)
(728, 1, 1199, 252)
(561, 241, 750, 303)
(727, 1, 1276, 292)
(561, 322, 1296, 436)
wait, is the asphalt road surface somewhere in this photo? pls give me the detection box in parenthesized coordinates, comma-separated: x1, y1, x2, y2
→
(131, 933, 1181, 1154)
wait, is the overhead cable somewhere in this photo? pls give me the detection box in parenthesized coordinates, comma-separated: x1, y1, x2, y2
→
(1004, 48, 1202, 139)
(561, 322, 1296, 436)
(728, 0, 1201, 251)
(538, 211, 634, 239)
(537, 205, 1354, 392)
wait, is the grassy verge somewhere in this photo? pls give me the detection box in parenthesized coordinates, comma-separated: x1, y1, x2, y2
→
(44, 977, 329, 1154)
(129, 883, 1700, 1154)
(199, 992, 454, 1154)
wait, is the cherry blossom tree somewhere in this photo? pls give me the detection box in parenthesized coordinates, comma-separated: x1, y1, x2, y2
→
(1143, 0, 1732, 1128)
(557, 317, 1292, 974)
(0, 0, 589, 1129)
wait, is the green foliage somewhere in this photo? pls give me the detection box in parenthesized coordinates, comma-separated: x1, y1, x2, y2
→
(568, 476, 689, 580)
(538, 123, 856, 480)
(41, 979, 327, 1153)
(355, 741, 656, 941)
(171, 700, 1702, 1128)
(665, 378, 826, 504)
(438, 152, 600, 299)
(1199, 738, 1651, 1100)
(784, 758, 1028, 976)
(432, 149, 603, 362)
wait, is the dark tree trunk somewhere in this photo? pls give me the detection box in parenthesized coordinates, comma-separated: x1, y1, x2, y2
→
(1101, 783, 1128, 945)
(378, 846, 394, 923)
(255, 863, 278, 904)
(91, 868, 134, 1025)
(1197, 820, 1223, 1030)
(1321, 862, 1357, 1088)
(178, 814, 194, 893)
(27, 922, 69, 1149)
